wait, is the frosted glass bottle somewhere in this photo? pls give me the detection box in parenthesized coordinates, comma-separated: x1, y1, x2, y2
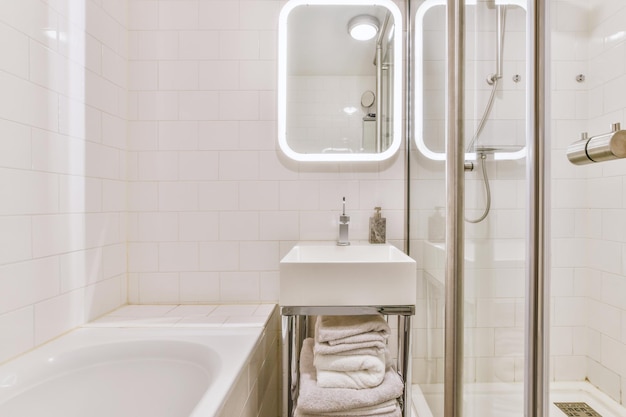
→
(428, 206, 445, 242)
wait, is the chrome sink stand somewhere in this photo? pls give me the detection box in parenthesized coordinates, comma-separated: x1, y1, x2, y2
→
(281, 305, 415, 417)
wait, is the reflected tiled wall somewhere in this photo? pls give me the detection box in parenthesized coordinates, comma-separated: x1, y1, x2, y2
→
(0, 0, 128, 364)
(287, 75, 376, 154)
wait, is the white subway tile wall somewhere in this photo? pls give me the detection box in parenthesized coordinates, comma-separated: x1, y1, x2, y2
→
(551, 0, 626, 405)
(0, 0, 127, 364)
(3, 0, 626, 410)
(126, 0, 407, 307)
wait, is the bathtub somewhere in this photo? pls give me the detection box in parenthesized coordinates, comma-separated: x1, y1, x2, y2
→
(0, 326, 263, 417)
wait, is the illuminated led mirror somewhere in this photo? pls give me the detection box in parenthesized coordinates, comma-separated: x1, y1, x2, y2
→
(278, 0, 403, 162)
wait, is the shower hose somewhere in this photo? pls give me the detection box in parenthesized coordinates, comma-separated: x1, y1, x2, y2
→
(465, 5, 506, 224)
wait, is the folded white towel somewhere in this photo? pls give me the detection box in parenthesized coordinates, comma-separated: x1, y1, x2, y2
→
(294, 400, 400, 417)
(314, 350, 386, 372)
(318, 400, 398, 416)
(314, 340, 387, 356)
(297, 338, 404, 414)
(316, 315, 390, 345)
(316, 368, 385, 389)
(313, 346, 388, 389)
(326, 331, 387, 347)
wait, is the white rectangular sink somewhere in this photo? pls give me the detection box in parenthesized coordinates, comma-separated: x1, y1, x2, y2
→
(279, 243, 416, 307)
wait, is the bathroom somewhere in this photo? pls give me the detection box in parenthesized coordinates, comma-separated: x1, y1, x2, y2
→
(0, 0, 625, 416)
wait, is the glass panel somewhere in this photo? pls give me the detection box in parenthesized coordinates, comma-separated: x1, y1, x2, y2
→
(410, 1, 528, 416)
(463, 1, 528, 408)
(410, 1, 447, 415)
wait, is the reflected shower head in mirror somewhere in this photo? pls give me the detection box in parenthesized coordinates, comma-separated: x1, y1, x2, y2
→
(348, 15, 380, 40)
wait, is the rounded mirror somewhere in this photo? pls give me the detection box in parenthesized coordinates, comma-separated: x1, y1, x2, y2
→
(278, 0, 403, 162)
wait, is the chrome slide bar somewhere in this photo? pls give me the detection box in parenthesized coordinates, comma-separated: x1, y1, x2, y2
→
(444, 1, 465, 416)
(525, 0, 550, 416)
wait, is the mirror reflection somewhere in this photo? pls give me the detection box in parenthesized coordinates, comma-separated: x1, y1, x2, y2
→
(278, 0, 402, 162)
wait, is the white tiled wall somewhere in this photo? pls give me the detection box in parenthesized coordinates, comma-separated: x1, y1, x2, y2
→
(551, 0, 626, 405)
(9, 0, 626, 408)
(216, 305, 280, 417)
(550, 0, 591, 386)
(0, 0, 406, 366)
(126, 0, 407, 305)
(0, 0, 128, 364)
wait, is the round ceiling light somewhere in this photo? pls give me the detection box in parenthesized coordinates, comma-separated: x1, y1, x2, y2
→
(347, 15, 380, 41)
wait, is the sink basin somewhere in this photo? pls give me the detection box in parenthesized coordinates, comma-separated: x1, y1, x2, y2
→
(279, 243, 416, 307)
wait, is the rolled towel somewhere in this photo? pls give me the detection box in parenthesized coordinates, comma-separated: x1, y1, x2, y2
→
(297, 338, 404, 414)
(316, 315, 390, 345)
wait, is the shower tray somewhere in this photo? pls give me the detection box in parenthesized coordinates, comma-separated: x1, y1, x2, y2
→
(411, 381, 626, 417)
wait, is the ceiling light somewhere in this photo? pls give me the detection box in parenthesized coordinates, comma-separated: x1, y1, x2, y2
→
(348, 15, 379, 41)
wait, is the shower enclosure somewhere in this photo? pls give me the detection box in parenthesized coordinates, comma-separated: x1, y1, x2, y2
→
(408, 0, 626, 416)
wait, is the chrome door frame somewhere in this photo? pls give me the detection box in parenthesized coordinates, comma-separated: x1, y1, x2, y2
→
(444, 1, 465, 417)
(525, 1, 550, 416)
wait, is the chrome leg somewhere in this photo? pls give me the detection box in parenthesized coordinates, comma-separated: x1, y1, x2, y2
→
(282, 314, 308, 417)
(397, 314, 413, 417)
(281, 315, 294, 417)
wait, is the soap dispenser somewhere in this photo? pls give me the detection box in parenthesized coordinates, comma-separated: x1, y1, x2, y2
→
(369, 207, 386, 244)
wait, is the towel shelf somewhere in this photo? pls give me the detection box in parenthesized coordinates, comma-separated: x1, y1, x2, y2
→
(281, 304, 415, 417)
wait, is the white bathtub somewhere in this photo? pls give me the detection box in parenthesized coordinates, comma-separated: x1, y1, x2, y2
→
(0, 326, 263, 417)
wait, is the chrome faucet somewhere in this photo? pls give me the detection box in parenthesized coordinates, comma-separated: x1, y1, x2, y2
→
(337, 197, 350, 246)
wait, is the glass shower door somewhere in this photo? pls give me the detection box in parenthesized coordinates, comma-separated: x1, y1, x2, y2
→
(462, 1, 529, 415)
(410, 0, 549, 416)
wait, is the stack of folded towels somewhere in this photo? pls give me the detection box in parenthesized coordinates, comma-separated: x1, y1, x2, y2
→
(294, 315, 404, 417)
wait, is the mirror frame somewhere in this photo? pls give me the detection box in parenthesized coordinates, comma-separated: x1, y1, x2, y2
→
(278, 0, 403, 162)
